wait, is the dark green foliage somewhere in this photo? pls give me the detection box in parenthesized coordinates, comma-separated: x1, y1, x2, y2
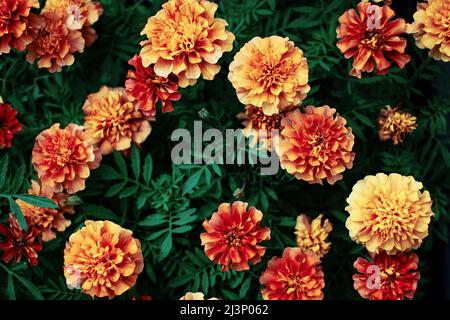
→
(0, 0, 449, 300)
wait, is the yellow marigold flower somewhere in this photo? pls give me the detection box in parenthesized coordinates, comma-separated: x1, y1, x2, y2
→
(17, 180, 74, 242)
(140, 0, 235, 88)
(378, 105, 417, 145)
(64, 220, 144, 299)
(228, 36, 310, 116)
(83, 86, 153, 155)
(295, 214, 332, 259)
(346, 173, 433, 255)
(408, 0, 450, 62)
(179, 292, 219, 300)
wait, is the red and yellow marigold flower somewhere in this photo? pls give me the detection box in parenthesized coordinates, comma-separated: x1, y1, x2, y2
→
(346, 173, 433, 254)
(408, 0, 450, 62)
(26, 10, 85, 73)
(140, 0, 235, 88)
(353, 252, 420, 300)
(200, 201, 270, 272)
(179, 292, 219, 300)
(260, 247, 325, 300)
(64, 220, 144, 299)
(83, 86, 153, 155)
(279, 106, 355, 185)
(237, 105, 284, 152)
(32, 123, 102, 194)
(295, 214, 333, 259)
(43, 0, 103, 47)
(378, 105, 417, 145)
(125, 55, 181, 116)
(16, 180, 74, 242)
(0, 101, 22, 149)
(0, 214, 42, 266)
(336, 2, 410, 78)
(0, 0, 41, 54)
(228, 36, 310, 116)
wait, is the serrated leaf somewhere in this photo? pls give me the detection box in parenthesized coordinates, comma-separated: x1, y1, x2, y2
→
(160, 233, 172, 259)
(182, 169, 203, 195)
(0, 154, 9, 189)
(139, 214, 166, 227)
(172, 225, 193, 233)
(130, 145, 141, 180)
(143, 154, 153, 185)
(105, 181, 127, 198)
(15, 194, 58, 209)
(113, 151, 128, 178)
(8, 197, 27, 231)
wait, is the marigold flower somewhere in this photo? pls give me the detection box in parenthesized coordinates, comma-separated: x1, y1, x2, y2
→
(64, 220, 144, 299)
(0, 102, 22, 149)
(228, 36, 310, 116)
(140, 0, 235, 88)
(26, 10, 85, 73)
(200, 201, 271, 272)
(353, 252, 420, 300)
(16, 180, 74, 242)
(180, 292, 219, 300)
(346, 173, 433, 254)
(0, 0, 41, 54)
(260, 247, 324, 300)
(279, 106, 355, 185)
(43, 0, 103, 47)
(32, 123, 102, 194)
(336, 2, 410, 78)
(295, 214, 332, 259)
(408, 0, 450, 62)
(125, 55, 181, 116)
(378, 105, 417, 145)
(83, 86, 153, 155)
(237, 105, 283, 152)
(0, 214, 42, 266)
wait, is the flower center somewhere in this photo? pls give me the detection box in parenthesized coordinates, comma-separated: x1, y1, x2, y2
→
(14, 236, 26, 248)
(285, 274, 307, 294)
(55, 146, 73, 166)
(361, 31, 382, 49)
(225, 229, 243, 247)
(307, 132, 327, 158)
(251, 54, 292, 89)
(0, 118, 7, 130)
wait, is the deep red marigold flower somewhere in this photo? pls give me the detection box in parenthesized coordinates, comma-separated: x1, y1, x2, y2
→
(336, 2, 410, 78)
(83, 86, 153, 155)
(26, 10, 85, 73)
(0, 0, 41, 54)
(200, 201, 271, 272)
(125, 55, 181, 116)
(64, 220, 144, 299)
(353, 252, 420, 300)
(32, 123, 102, 194)
(0, 101, 22, 149)
(0, 213, 42, 266)
(260, 247, 325, 300)
(17, 180, 74, 242)
(279, 106, 355, 185)
(140, 0, 235, 88)
(43, 0, 103, 47)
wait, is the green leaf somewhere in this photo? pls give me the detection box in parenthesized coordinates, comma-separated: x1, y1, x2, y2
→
(145, 229, 168, 241)
(239, 276, 252, 298)
(160, 233, 172, 259)
(130, 145, 141, 180)
(119, 185, 139, 199)
(15, 194, 58, 209)
(8, 197, 27, 231)
(172, 225, 193, 233)
(139, 214, 167, 227)
(182, 169, 203, 195)
(105, 181, 127, 197)
(0, 154, 9, 189)
(143, 154, 153, 185)
(113, 151, 128, 178)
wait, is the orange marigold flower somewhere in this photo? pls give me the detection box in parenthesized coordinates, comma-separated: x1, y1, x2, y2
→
(279, 106, 355, 185)
(16, 180, 74, 242)
(378, 105, 417, 145)
(0, 0, 41, 54)
(26, 10, 85, 73)
(179, 292, 219, 300)
(0, 101, 22, 149)
(228, 36, 310, 116)
(200, 201, 271, 272)
(43, 0, 103, 47)
(353, 252, 420, 300)
(408, 0, 450, 62)
(140, 0, 235, 88)
(346, 173, 433, 254)
(237, 105, 284, 152)
(32, 123, 102, 194)
(125, 55, 181, 117)
(64, 220, 144, 299)
(295, 214, 333, 259)
(83, 86, 153, 155)
(260, 247, 325, 300)
(0, 214, 42, 267)
(336, 2, 410, 78)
